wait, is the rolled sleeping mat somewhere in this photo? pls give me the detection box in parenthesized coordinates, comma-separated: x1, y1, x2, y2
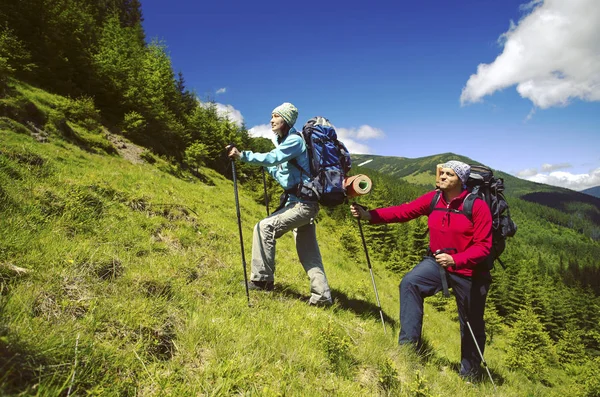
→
(345, 174, 373, 197)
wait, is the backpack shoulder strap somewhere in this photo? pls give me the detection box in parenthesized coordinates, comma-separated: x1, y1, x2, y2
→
(288, 158, 309, 175)
(429, 190, 480, 223)
(286, 131, 309, 175)
(429, 190, 442, 214)
(462, 193, 479, 223)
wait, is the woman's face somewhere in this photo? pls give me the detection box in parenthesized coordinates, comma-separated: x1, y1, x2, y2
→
(270, 113, 288, 136)
(438, 167, 462, 192)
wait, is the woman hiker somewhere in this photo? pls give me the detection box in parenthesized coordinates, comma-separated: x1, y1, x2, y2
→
(227, 102, 333, 307)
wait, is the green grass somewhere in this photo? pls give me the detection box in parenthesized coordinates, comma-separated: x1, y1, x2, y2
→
(0, 98, 588, 396)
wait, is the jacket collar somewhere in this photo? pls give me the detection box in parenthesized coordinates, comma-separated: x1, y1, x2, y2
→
(441, 189, 470, 208)
(277, 127, 297, 144)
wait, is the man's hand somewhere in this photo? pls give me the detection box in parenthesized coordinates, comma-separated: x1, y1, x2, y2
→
(226, 145, 241, 160)
(350, 203, 371, 221)
(434, 252, 455, 268)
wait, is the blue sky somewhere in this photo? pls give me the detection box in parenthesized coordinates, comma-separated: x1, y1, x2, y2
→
(141, 0, 600, 191)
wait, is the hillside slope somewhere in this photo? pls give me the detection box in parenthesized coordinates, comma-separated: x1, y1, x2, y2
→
(0, 120, 504, 396)
(352, 153, 600, 232)
(1, 85, 598, 396)
(582, 186, 600, 199)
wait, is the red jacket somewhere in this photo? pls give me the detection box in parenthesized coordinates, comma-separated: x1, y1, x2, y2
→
(369, 190, 492, 278)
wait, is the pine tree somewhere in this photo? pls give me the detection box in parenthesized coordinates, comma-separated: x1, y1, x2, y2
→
(506, 308, 556, 382)
(555, 327, 586, 366)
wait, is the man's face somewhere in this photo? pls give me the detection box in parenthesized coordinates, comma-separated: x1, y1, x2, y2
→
(270, 113, 288, 136)
(438, 168, 462, 192)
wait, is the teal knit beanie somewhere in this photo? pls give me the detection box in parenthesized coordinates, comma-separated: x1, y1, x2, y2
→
(272, 102, 298, 128)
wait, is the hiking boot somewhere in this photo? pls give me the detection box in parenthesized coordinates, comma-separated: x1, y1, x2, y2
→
(460, 369, 482, 383)
(308, 299, 333, 308)
(244, 280, 274, 291)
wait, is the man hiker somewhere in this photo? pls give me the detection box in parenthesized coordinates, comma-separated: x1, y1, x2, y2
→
(227, 102, 333, 307)
(351, 160, 493, 380)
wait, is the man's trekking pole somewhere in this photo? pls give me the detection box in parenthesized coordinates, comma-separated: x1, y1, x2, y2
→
(435, 249, 495, 388)
(227, 145, 251, 306)
(357, 216, 387, 334)
(262, 167, 270, 216)
(465, 315, 495, 388)
(346, 174, 386, 333)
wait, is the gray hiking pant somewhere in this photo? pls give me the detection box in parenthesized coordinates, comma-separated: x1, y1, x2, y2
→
(251, 201, 332, 304)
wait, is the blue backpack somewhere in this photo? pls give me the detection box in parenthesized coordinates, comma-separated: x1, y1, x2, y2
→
(290, 116, 352, 207)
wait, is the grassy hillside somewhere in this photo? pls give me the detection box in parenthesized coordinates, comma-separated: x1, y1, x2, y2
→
(1, 83, 598, 396)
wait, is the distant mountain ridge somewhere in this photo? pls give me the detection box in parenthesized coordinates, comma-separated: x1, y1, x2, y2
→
(582, 186, 600, 198)
(351, 153, 600, 227)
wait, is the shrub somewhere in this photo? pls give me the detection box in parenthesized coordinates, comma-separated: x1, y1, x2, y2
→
(577, 357, 600, 397)
(556, 327, 586, 365)
(409, 370, 434, 397)
(184, 142, 208, 172)
(44, 108, 68, 136)
(122, 111, 146, 138)
(318, 322, 356, 377)
(338, 224, 360, 257)
(378, 358, 399, 393)
(140, 149, 157, 164)
(57, 96, 101, 132)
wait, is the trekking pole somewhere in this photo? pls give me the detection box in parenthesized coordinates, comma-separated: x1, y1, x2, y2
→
(227, 145, 251, 306)
(441, 264, 495, 388)
(465, 317, 495, 389)
(356, 209, 386, 334)
(262, 167, 270, 216)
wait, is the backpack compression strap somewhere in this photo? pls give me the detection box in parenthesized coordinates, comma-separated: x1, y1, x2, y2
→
(285, 132, 320, 202)
(429, 189, 478, 223)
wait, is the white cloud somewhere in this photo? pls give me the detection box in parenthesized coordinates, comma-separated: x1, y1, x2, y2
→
(525, 107, 536, 121)
(335, 138, 372, 155)
(521, 167, 600, 191)
(248, 124, 277, 145)
(247, 123, 385, 154)
(516, 167, 538, 177)
(200, 102, 244, 127)
(336, 125, 385, 154)
(336, 125, 386, 141)
(461, 0, 600, 109)
(216, 88, 227, 95)
(541, 162, 571, 172)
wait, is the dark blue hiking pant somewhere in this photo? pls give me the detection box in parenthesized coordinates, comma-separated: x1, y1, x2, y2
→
(399, 257, 491, 377)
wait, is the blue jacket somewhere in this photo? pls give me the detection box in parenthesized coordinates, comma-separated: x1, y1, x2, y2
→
(240, 128, 312, 204)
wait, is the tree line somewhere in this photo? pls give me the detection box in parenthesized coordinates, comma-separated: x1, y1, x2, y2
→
(0, 0, 271, 182)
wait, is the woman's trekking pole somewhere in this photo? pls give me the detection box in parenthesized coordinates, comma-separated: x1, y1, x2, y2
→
(262, 167, 270, 216)
(357, 214, 386, 334)
(227, 145, 251, 306)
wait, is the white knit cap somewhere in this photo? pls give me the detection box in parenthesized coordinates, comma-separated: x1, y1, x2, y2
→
(272, 102, 298, 128)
